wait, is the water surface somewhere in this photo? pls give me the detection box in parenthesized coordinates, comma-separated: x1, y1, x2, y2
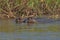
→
(0, 19, 60, 40)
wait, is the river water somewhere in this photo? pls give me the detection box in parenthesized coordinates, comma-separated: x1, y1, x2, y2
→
(0, 19, 60, 40)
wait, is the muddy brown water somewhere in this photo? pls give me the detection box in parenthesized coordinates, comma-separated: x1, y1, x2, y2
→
(0, 19, 60, 40)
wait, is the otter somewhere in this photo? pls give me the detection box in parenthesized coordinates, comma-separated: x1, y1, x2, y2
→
(27, 17, 37, 24)
(15, 17, 23, 23)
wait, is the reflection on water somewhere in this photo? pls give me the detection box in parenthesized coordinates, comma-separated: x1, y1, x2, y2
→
(0, 19, 60, 40)
(0, 32, 60, 40)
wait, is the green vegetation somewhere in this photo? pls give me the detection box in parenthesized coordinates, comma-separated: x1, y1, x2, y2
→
(0, 0, 60, 19)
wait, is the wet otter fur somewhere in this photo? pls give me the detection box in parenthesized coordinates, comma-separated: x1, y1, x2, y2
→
(15, 17, 23, 23)
(27, 17, 37, 24)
